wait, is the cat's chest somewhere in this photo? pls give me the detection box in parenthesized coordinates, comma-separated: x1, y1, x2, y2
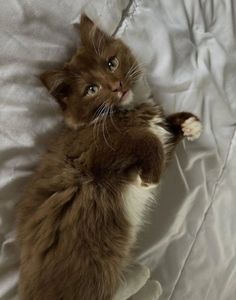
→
(121, 114, 170, 233)
(122, 177, 157, 237)
(148, 115, 171, 146)
(119, 107, 171, 147)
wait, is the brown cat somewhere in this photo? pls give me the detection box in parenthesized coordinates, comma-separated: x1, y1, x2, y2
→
(16, 14, 202, 300)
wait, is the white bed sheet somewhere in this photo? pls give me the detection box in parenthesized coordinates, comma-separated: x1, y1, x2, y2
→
(1, 0, 236, 299)
(118, 1, 236, 299)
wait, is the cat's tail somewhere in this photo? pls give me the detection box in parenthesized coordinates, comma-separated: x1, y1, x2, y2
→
(17, 181, 131, 300)
(73, 181, 131, 300)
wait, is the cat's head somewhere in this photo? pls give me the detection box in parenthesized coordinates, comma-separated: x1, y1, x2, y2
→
(41, 14, 141, 129)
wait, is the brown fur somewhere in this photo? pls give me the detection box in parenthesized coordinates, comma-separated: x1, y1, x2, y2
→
(40, 15, 139, 129)
(16, 14, 201, 300)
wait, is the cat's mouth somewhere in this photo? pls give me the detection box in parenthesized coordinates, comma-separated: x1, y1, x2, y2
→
(117, 90, 128, 99)
(118, 90, 134, 106)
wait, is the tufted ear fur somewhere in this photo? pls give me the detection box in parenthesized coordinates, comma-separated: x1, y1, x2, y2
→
(40, 68, 72, 110)
(79, 14, 111, 49)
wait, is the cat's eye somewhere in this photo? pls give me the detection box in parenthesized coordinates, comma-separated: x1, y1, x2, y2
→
(86, 84, 99, 96)
(107, 56, 119, 72)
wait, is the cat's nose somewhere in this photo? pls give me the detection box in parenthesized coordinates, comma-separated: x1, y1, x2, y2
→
(111, 81, 122, 92)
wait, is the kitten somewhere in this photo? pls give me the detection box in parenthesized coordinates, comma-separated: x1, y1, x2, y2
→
(16, 14, 202, 300)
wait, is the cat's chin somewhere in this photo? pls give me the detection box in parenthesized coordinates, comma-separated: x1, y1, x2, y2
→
(120, 90, 134, 108)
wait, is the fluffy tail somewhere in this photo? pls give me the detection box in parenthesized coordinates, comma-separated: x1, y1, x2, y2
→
(18, 182, 131, 300)
(74, 182, 130, 299)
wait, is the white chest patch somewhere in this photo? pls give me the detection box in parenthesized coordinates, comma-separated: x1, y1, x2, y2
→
(149, 115, 171, 145)
(122, 114, 172, 239)
(122, 176, 157, 240)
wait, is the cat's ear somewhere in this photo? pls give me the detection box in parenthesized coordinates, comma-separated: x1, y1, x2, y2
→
(79, 14, 111, 49)
(40, 68, 72, 110)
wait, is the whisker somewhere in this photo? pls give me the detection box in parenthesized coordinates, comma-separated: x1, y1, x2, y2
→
(129, 66, 144, 77)
(130, 67, 143, 75)
(95, 104, 107, 146)
(125, 62, 144, 84)
(129, 73, 143, 82)
(105, 107, 115, 143)
(102, 107, 115, 150)
(127, 62, 144, 76)
(109, 105, 120, 133)
(90, 27, 99, 56)
(125, 63, 137, 80)
(93, 103, 106, 121)
(92, 103, 106, 148)
(97, 33, 104, 56)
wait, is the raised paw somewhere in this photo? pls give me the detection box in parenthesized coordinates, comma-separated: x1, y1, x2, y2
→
(181, 117, 202, 141)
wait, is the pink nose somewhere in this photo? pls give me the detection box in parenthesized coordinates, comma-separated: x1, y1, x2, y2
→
(111, 81, 122, 92)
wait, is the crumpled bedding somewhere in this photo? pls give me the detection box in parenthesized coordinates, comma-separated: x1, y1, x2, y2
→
(0, 0, 236, 299)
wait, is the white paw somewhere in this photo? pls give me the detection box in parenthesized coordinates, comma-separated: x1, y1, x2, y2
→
(181, 117, 202, 141)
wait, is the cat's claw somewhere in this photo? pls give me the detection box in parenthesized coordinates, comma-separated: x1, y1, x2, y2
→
(181, 117, 202, 141)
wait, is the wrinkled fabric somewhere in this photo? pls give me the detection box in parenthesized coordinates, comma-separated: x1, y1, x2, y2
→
(0, 0, 236, 300)
(117, 1, 236, 299)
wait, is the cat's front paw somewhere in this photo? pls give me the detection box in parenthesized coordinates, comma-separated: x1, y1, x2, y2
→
(139, 161, 162, 188)
(181, 117, 202, 141)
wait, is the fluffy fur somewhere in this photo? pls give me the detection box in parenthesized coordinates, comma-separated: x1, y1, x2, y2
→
(16, 15, 202, 300)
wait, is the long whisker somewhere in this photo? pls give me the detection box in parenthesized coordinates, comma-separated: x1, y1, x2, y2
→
(94, 104, 107, 147)
(92, 103, 106, 148)
(130, 67, 143, 76)
(97, 33, 104, 56)
(129, 65, 144, 78)
(92, 101, 119, 151)
(129, 73, 143, 83)
(126, 62, 144, 79)
(109, 105, 120, 133)
(124, 63, 145, 87)
(129, 71, 143, 81)
(125, 63, 137, 80)
(102, 107, 115, 150)
(93, 103, 106, 121)
(128, 66, 144, 82)
(105, 107, 115, 145)
(90, 27, 99, 56)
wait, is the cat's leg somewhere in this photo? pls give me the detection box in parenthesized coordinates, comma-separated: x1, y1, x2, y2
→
(166, 112, 202, 143)
(131, 132, 165, 187)
(164, 112, 202, 161)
